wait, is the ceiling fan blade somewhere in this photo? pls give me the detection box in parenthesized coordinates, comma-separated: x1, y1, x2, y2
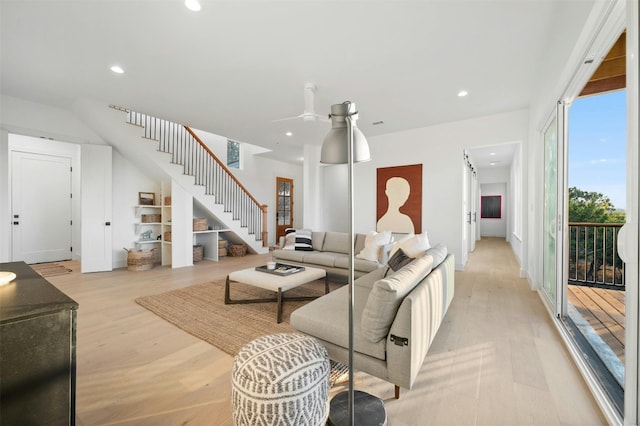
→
(272, 83, 329, 123)
(306, 113, 330, 123)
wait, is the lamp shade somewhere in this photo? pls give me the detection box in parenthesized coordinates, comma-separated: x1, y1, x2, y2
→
(320, 102, 371, 164)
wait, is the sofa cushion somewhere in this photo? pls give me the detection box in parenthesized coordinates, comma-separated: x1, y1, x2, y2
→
(323, 232, 350, 254)
(425, 243, 447, 267)
(272, 249, 306, 263)
(361, 253, 435, 343)
(354, 266, 388, 290)
(311, 232, 326, 251)
(356, 231, 392, 262)
(302, 252, 338, 268)
(354, 233, 367, 256)
(290, 284, 387, 361)
(334, 255, 380, 273)
(295, 229, 313, 251)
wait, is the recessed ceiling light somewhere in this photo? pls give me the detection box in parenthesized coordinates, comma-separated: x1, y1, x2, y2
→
(185, 0, 201, 11)
(458, 90, 468, 97)
(489, 152, 496, 156)
(286, 132, 292, 136)
(110, 65, 124, 74)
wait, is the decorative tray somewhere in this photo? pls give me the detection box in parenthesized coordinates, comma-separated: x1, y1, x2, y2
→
(255, 263, 305, 276)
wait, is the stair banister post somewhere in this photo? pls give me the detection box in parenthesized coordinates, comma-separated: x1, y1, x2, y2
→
(261, 204, 268, 247)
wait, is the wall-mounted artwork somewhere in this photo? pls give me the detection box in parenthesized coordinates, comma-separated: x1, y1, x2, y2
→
(376, 164, 422, 234)
(481, 195, 502, 219)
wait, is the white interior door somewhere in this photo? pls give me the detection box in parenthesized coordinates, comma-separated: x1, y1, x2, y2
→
(470, 170, 478, 251)
(461, 158, 470, 266)
(81, 145, 112, 273)
(11, 151, 72, 263)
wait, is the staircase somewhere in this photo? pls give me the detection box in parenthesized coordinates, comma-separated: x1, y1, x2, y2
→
(110, 104, 268, 254)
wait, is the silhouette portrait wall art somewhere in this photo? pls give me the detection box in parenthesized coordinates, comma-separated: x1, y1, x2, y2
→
(376, 164, 422, 234)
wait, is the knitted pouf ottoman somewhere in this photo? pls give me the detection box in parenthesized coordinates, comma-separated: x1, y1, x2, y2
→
(231, 333, 330, 426)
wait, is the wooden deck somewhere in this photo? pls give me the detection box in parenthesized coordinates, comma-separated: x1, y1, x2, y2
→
(568, 284, 625, 362)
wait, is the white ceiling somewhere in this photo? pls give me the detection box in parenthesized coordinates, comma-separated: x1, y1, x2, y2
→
(1, 0, 595, 165)
(468, 143, 518, 170)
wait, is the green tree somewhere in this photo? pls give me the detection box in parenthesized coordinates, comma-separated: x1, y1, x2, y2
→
(568, 187, 625, 285)
(568, 187, 618, 223)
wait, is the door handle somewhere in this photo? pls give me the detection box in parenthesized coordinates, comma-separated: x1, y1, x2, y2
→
(13, 221, 19, 225)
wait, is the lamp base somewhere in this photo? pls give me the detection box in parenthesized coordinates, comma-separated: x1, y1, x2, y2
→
(327, 390, 387, 426)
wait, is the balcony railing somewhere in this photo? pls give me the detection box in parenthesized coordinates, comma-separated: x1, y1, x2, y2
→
(568, 222, 625, 290)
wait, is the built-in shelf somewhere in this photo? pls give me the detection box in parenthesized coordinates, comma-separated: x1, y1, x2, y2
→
(134, 203, 164, 256)
(193, 229, 230, 234)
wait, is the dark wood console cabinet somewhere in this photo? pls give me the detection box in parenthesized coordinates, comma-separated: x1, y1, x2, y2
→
(0, 261, 78, 425)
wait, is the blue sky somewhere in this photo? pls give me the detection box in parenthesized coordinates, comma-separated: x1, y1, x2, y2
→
(568, 89, 626, 209)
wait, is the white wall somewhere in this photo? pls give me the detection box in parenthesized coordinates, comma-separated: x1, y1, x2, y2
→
(478, 166, 510, 239)
(321, 109, 528, 270)
(112, 151, 159, 268)
(1, 94, 302, 267)
(236, 149, 303, 247)
(194, 129, 303, 247)
(479, 182, 507, 238)
(1, 95, 103, 262)
(510, 143, 524, 270)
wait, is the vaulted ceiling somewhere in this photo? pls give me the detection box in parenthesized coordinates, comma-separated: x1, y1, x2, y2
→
(1, 1, 600, 163)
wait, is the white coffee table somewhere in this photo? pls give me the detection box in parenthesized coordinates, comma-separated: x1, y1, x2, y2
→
(225, 264, 328, 323)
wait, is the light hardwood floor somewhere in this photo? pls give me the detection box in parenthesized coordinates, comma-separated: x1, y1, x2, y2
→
(46, 238, 607, 425)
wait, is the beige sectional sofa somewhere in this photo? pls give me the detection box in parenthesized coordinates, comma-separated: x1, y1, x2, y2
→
(272, 231, 390, 280)
(290, 243, 454, 398)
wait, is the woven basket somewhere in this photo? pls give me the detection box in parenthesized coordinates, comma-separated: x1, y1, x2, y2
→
(141, 214, 161, 223)
(229, 244, 247, 257)
(193, 218, 208, 231)
(125, 248, 155, 271)
(193, 244, 203, 262)
(218, 247, 227, 257)
(164, 231, 172, 242)
(164, 196, 172, 206)
(218, 239, 227, 248)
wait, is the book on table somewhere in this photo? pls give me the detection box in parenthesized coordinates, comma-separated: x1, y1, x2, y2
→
(255, 263, 305, 276)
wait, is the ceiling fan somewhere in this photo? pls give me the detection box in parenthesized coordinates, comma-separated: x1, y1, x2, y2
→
(272, 83, 330, 123)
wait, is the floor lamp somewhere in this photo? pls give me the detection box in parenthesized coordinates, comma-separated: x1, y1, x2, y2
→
(320, 102, 387, 426)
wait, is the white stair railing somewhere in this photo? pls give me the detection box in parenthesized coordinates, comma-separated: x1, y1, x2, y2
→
(110, 105, 268, 246)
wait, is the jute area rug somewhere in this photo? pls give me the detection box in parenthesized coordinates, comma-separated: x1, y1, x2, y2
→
(136, 278, 349, 384)
(135, 278, 341, 357)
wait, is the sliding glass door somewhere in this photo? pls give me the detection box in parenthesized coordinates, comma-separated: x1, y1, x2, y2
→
(543, 103, 566, 314)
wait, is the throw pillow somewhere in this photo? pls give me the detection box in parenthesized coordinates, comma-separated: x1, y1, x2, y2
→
(389, 233, 415, 257)
(283, 228, 296, 250)
(390, 232, 431, 258)
(294, 228, 313, 251)
(385, 248, 414, 276)
(361, 253, 435, 343)
(356, 231, 392, 262)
